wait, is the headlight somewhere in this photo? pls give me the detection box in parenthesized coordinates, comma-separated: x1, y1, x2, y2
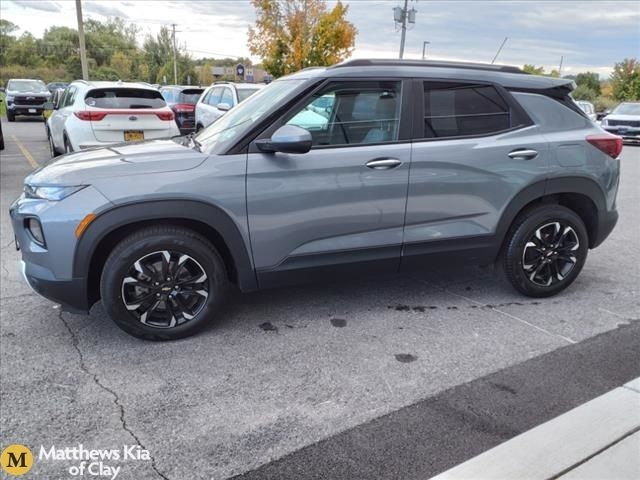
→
(601, 119, 608, 126)
(6, 95, 14, 103)
(24, 185, 87, 201)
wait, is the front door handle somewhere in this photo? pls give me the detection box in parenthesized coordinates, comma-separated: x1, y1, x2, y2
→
(508, 149, 538, 160)
(366, 158, 402, 170)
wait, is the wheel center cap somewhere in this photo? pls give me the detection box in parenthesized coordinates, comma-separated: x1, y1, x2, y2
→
(161, 286, 172, 292)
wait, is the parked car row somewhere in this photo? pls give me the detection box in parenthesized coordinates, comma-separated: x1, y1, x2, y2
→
(2, 78, 264, 157)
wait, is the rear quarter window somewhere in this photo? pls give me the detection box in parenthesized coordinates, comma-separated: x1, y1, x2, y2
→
(85, 88, 166, 109)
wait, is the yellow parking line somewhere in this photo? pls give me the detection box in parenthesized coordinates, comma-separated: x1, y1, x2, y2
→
(11, 135, 39, 169)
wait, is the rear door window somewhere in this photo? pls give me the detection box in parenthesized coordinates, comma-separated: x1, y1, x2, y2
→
(85, 88, 166, 109)
(422, 81, 511, 138)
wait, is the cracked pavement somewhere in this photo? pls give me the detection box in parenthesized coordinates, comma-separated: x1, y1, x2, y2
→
(1, 120, 639, 479)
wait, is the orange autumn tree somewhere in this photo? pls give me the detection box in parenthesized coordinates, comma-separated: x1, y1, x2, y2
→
(248, 0, 356, 78)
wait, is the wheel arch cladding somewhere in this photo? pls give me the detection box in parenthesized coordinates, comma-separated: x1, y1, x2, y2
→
(496, 177, 605, 254)
(74, 200, 257, 308)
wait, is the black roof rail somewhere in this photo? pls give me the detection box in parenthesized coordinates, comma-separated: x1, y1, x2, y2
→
(331, 59, 526, 74)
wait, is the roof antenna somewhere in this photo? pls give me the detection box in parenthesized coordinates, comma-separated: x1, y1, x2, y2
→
(491, 37, 508, 64)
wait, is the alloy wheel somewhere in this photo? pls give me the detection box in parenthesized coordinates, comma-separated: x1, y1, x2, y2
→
(121, 250, 210, 328)
(522, 222, 579, 287)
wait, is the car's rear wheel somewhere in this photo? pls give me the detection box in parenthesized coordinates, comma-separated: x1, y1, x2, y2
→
(501, 204, 588, 297)
(100, 226, 228, 340)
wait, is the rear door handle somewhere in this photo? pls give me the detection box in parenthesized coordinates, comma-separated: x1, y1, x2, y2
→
(366, 158, 402, 170)
(508, 149, 538, 160)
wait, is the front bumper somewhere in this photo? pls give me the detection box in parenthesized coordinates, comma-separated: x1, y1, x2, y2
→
(20, 260, 89, 313)
(8, 104, 46, 116)
(603, 126, 640, 143)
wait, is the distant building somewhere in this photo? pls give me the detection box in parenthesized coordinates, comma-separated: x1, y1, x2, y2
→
(195, 65, 273, 84)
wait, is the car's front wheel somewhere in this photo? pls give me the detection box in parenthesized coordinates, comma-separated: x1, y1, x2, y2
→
(501, 204, 588, 297)
(100, 226, 227, 340)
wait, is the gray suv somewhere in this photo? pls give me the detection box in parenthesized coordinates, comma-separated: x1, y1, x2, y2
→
(10, 60, 622, 340)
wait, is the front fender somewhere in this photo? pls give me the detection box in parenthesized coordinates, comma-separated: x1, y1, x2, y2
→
(73, 199, 257, 293)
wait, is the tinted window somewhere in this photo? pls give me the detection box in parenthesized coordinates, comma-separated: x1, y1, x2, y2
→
(237, 88, 260, 102)
(85, 88, 166, 109)
(287, 80, 402, 147)
(423, 81, 510, 138)
(179, 88, 204, 104)
(220, 88, 234, 106)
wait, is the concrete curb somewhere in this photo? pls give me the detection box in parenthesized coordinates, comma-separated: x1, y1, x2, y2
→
(430, 378, 640, 480)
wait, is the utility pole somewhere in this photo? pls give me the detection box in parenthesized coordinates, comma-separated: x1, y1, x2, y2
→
(491, 36, 508, 64)
(399, 0, 408, 59)
(422, 41, 430, 60)
(558, 55, 564, 76)
(171, 23, 178, 84)
(75, 0, 89, 80)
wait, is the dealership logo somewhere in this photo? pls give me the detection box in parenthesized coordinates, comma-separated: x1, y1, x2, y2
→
(1, 444, 33, 476)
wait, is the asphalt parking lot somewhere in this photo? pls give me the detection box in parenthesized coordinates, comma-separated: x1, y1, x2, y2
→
(1, 119, 639, 479)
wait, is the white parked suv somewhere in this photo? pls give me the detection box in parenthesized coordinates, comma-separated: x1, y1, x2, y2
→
(194, 81, 264, 131)
(46, 80, 180, 156)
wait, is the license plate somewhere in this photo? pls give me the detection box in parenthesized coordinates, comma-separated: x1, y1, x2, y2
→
(28, 108, 36, 113)
(124, 130, 144, 141)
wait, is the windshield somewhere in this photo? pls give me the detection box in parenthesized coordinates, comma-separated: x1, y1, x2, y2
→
(179, 89, 204, 104)
(612, 103, 640, 115)
(195, 79, 306, 154)
(7, 80, 47, 93)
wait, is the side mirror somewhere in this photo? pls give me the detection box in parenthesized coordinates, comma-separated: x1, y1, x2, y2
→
(255, 124, 312, 154)
(43, 102, 56, 110)
(216, 102, 231, 112)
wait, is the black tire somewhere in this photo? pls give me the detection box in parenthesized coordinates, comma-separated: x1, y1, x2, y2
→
(501, 204, 588, 298)
(63, 134, 73, 153)
(100, 225, 228, 340)
(6, 111, 15, 122)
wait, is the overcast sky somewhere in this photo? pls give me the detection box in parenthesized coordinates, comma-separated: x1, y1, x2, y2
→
(2, 0, 639, 78)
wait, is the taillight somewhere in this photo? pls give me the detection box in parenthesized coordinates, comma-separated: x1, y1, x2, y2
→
(586, 134, 623, 158)
(172, 103, 195, 113)
(74, 111, 107, 121)
(156, 111, 175, 121)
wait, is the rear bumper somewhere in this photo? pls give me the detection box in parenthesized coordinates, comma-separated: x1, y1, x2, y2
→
(20, 261, 89, 314)
(592, 208, 618, 248)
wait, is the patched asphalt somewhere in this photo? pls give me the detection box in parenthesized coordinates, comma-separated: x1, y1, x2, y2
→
(1, 120, 638, 479)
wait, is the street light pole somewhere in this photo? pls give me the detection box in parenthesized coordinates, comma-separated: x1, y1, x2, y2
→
(171, 23, 178, 85)
(75, 0, 89, 80)
(422, 40, 430, 60)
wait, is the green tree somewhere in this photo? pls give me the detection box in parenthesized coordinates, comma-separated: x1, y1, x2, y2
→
(572, 84, 597, 101)
(110, 51, 132, 79)
(248, 0, 357, 77)
(522, 64, 545, 75)
(610, 58, 640, 101)
(0, 19, 19, 66)
(6, 32, 41, 67)
(574, 72, 601, 95)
